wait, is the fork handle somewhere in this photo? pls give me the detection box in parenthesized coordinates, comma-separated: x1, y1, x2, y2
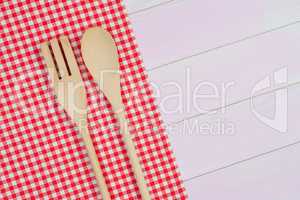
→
(116, 111, 152, 200)
(81, 126, 111, 200)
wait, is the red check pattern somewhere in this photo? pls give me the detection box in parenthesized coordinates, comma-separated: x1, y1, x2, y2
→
(0, 0, 187, 199)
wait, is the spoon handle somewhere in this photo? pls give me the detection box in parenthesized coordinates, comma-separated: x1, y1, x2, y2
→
(116, 111, 152, 200)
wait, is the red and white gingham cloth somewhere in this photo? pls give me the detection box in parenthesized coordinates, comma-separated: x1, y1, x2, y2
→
(0, 0, 187, 199)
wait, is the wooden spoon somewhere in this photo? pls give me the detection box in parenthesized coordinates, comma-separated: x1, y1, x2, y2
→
(81, 27, 151, 200)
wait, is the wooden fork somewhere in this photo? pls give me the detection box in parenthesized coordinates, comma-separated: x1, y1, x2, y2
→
(40, 36, 111, 200)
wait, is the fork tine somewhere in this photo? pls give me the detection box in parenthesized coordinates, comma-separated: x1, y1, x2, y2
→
(59, 36, 81, 79)
(50, 38, 69, 78)
(41, 42, 60, 83)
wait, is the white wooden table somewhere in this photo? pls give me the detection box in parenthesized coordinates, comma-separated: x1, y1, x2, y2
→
(124, 1, 300, 199)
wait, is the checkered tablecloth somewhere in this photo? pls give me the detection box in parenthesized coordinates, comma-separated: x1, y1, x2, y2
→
(0, 1, 187, 199)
